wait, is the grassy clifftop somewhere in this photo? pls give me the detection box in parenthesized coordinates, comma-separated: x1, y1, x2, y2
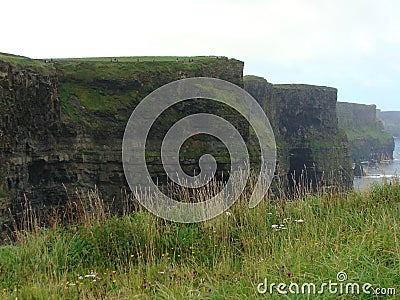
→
(0, 53, 54, 75)
(54, 56, 243, 119)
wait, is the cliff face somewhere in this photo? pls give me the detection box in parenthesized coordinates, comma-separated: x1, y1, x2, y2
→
(0, 55, 247, 225)
(377, 111, 400, 137)
(244, 76, 353, 190)
(337, 102, 394, 162)
(1, 55, 356, 226)
(0, 57, 60, 223)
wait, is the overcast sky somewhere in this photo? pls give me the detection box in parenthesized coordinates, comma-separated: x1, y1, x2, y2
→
(2, 0, 399, 110)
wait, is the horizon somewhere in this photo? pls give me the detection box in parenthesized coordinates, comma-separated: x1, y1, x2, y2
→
(2, 0, 399, 111)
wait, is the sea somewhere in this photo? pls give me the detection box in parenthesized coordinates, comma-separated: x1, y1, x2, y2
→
(354, 137, 400, 191)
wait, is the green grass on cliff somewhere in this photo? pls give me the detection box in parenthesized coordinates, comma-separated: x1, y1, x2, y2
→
(0, 181, 399, 299)
(345, 125, 394, 145)
(55, 56, 234, 116)
(0, 53, 54, 75)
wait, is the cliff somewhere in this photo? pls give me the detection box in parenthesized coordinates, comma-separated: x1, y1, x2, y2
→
(244, 76, 353, 191)
(377, 111, 400, 137)
(1, 54, 355, 227)
(0, 54, 60, 224)
(0, 54, 246, 226)
(337, 102, 394, 162)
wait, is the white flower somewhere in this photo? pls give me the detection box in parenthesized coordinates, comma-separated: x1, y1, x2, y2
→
(295, 219, 305, 223)
(78, 276, 83, 280)
(158, 271, 165, 274)
(272, 224, 287, 230)
(225, 211, 232, 216)
(267, 213, 273, 215)
(85, 274, 97, 278)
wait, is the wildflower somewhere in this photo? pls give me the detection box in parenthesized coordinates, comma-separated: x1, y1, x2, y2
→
(143, 283, 148, 288)
(130, 254, 135, 258)
(112, 279, 117, 283)
(272, 224, 286, 230)
(295, 219, 305, 223)
(225, 211, 232, 216)
(84, 274, 96, 278)
(267, 212, 273, 215)
(158, 271, 165, 274)
(172, 225, 177, 232)
(78, 276, 83, 280)
(287, 272, 291, 277)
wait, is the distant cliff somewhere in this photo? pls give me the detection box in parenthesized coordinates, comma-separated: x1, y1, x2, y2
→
(244, 76, 353, 191)
(377, 111, 400, 137)
(337, 102, 394, 162)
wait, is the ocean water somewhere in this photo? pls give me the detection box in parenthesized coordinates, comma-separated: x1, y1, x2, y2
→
(353, 138, 400, 191)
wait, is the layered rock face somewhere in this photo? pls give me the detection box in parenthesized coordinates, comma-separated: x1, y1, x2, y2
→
(0, 60, 60, 224)
(244, 76, 353, 190)
(337, 102, 394, 162)
(1, 55, 354, 227)
(377, 111, 400, 137)
(0, 56, 247, 226)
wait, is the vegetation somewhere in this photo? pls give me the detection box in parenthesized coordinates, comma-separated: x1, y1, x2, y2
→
(54, 56, 235, 120)
(345, 125, 394, 145)
(0, 178, 398, 299)
(0, 53, 54, 75)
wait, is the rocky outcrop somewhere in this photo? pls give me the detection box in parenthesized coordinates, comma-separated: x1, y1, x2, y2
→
(337, 102, 394, 162)
(244, 76, 353, 191)
(377, 111, 400, 138)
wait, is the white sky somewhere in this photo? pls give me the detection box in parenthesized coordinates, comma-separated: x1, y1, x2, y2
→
(2, 0, 400, 110)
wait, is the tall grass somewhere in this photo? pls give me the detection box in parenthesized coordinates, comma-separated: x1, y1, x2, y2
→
(0, 177, 399, 299)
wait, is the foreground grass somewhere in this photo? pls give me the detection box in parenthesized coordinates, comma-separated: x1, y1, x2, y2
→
(0, 182, 399, 299)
